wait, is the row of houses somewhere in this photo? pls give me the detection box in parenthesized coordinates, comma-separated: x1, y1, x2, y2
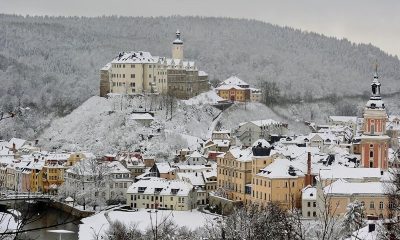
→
(211, 71, 400, 220)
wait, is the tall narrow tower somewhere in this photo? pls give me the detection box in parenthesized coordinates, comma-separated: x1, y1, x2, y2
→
(172, 30, 183, 60)
(360, 65, 390, 169)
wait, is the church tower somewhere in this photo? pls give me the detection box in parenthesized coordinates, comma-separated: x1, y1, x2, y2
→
(360, 66, 390, 169)
(172, 30, 183, 60)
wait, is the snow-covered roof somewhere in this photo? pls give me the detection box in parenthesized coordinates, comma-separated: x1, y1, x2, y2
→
(324, 179, 387, 195)
(257, 158, 305, 179)
(101, 63, 111, 71)
(302, 186, 317, 201)
(130, 113, 154, 120)
(328, 116, 358, 124)
(215, 85, 246, 91)
(318, 167, 383, 181)
(366, 99, 385, 109)
(212, 139, 230, 147)
(252, 139, 271, 148)
(156, 162, 175, 174)
(46, 153, 70, 161)
(108, 161, 130, 174)
(228, 147, 253, 162)
(111, 51, 159, 64)
(188, 151, 203, 158)
(203, 169, 217, 180)
(127, 177, 193, 196)
(221, 76, 249, 87)
(177, 172, 205, 186)
(8, 138, 26, 150)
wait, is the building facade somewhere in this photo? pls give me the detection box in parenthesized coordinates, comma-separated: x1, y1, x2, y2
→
(126, 177, 196, 211)
(360, 70, 390, 170)
(100, 30, 209, 99)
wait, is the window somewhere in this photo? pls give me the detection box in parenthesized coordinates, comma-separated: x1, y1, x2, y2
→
(123, 74, 125, 78)
(313, 202, 316, 207)
(313, 212, 317, 217)
(361, 201, 365, 207)
(307, 202, 311, 207)
(370, 151, 374, 158)
(131, 74, 135, 78)
(370, 201, 375, 209)
(379, 201, 384, 209)
(149, 74, 152, 78)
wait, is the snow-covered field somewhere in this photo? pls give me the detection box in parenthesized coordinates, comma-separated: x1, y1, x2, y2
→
(79, 209, 216, 239)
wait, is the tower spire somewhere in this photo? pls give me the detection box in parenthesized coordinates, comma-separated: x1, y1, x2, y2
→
(366, 62, 384, 109)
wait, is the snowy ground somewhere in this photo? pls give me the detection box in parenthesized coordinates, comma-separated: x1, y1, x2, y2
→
(79, 208, 217, 239)
(182, 89, 224, 106)
(39, 95, 219, 156)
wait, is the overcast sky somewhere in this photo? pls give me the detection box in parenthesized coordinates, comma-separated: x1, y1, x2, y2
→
(1, 0, 399, 56)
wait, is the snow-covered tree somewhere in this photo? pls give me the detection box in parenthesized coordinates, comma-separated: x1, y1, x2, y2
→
(342, 200, 365, 237)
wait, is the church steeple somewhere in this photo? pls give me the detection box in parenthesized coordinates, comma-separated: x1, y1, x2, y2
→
(360, 63, 390, 170)
(172, 29, 184, 59)
(366, 64, 385, 109)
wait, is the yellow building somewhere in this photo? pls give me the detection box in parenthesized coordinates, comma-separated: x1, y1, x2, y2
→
(217, 141, 275, 204)
(126, 177, 196, 211)
(66, 152, 87, 167)
(252, 158, 305, 210)
(216, 85, 249, 102)
(42, 165, 66, 194)
(320, 179, 390, 219)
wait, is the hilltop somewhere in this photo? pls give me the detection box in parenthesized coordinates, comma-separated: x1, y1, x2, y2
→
(0, 14, 399, 139)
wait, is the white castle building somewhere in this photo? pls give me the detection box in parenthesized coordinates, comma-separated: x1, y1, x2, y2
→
(100, 30, 209, 99)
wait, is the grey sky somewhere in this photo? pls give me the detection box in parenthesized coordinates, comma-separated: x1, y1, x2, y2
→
(1, 0, 399, 56)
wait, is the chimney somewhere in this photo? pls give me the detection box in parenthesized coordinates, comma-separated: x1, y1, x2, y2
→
(305, 152, 313, 186)
(12, 143, 16, 154)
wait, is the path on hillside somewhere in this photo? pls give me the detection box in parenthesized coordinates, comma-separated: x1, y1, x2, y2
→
(206, 110, 224, 139)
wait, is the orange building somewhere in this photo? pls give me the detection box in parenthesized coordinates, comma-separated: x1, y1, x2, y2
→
(216, 85, 250, 102)
(360, 69, 390, 170)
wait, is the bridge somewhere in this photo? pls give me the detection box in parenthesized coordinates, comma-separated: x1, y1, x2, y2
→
(0, 193, 52, 204)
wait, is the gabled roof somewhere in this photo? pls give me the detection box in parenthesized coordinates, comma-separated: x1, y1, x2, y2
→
(257, 158, 305, 179)
(111, 51, 159, 64)
(221, 76, 249, 86)
(127, 177, 193, 196)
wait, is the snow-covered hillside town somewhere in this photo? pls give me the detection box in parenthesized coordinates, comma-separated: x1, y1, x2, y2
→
(1, 65, 400, 239)
(1, 2, 400, 238)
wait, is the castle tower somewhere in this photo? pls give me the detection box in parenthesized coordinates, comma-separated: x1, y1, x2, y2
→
(172, 30, 183, 59)
(360, 65, 390, 169)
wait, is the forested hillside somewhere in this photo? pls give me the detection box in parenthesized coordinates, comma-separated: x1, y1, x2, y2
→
(0, 14, 399, 139)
